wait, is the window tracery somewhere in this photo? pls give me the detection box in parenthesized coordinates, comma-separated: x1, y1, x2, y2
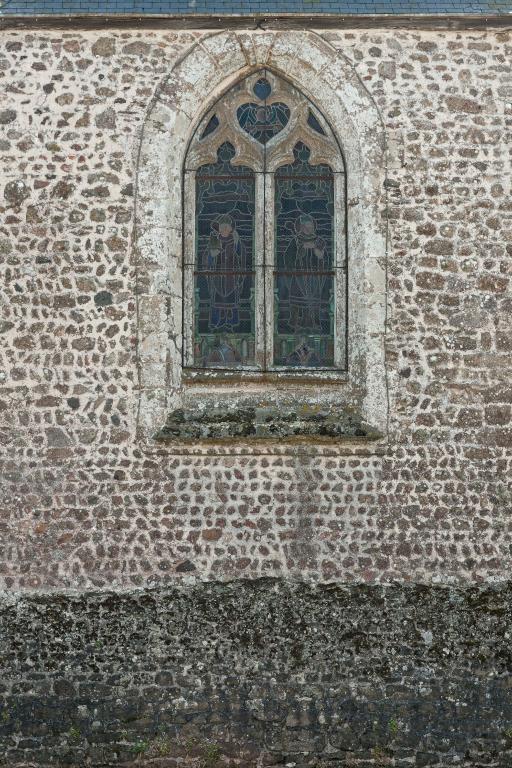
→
(183, 70, 346, 372)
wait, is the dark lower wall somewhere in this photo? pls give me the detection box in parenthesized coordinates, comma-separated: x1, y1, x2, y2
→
(1, 581, 512, 767)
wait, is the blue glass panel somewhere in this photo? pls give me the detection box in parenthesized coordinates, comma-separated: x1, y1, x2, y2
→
(307, 109, 326, 135)
(194, 142, 255, 368)
(253, 77, 272, 100)
(274, 142, 335, 368)
(200, 114, 219, 140)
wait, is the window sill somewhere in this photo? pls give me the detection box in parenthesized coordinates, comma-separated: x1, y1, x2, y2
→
(153, 404, 381, 443)
(182, 368, 348, 386)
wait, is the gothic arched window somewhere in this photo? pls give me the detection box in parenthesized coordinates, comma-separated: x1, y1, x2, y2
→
(183, 70, 346, 372)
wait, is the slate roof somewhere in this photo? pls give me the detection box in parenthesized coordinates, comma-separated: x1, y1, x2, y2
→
(1, 0, 511, 15)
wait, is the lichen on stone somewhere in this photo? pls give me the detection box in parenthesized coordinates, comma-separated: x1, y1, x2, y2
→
(154, 403, 381, 442)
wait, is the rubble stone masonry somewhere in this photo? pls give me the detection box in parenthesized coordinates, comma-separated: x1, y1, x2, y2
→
(0, 21, 511, 767)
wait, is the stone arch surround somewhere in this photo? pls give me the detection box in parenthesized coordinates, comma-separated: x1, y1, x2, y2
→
(133, 29, 388, 442)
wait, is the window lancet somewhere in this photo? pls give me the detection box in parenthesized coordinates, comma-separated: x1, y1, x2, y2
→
(183, 70, 346, 372)
(274, 143, 335, 368)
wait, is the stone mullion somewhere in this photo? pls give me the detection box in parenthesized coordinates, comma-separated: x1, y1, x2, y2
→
(254, 172, 266, 369)
(334, 171, 347, 370)
(263, 172, 276, 370)
(183, 171, 196, 368)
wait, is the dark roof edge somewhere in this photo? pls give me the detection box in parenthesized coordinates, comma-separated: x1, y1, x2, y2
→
(0, 13, 511, 32)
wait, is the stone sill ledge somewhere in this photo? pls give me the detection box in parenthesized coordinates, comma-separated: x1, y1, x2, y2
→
(183, 368, 348, 386)
(145, 439, 387, 458)
(154, 404, 382, 443)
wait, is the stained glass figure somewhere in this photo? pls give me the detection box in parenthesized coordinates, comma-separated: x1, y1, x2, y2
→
(274, 142, 335, 368)
(237, 102, 290, 144)
(194, 142, 255, 368)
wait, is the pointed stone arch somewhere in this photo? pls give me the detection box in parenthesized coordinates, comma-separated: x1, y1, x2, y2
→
(133, 30, 387, 442)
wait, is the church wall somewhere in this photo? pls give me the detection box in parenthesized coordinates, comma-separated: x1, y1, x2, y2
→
(0, 22, 511, 767)
(1, 25, 511, 590)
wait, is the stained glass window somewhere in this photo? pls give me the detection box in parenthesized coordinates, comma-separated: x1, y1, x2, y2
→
(184, 70, 345, 372)
(193, 143, 255, 368)
(274, 143, 334, 368)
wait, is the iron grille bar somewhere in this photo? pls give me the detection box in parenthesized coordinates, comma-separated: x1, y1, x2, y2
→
(195, 174, 334, 179)
(194, 270, 255, 275)
(273, 270, 335, 275)
(276, 175, 334, 180)
(196, 174, 255, 180)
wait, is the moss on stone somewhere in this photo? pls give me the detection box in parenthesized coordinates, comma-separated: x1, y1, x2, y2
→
(154, 404, 382, 442)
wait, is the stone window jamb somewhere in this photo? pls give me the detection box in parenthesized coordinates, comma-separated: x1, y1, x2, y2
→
(133, 30, 388, 446)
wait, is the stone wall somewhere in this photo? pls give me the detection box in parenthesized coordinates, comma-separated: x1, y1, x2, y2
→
(0, 20, 511, 766)
(0, 24, 511, 589)
(2, 581, 512, 768)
